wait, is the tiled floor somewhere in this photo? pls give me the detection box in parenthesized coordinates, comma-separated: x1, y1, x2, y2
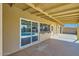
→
(10, 39, 79, 56)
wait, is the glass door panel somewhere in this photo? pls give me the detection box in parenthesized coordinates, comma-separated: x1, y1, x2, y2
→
(32, 22, 38, 35)
(21, 20, 31, 46)
(21, 37, 31, 46)
(32, 36, 38, 42)
(32, 22, 38, 42)
(21, 20, 31, 36)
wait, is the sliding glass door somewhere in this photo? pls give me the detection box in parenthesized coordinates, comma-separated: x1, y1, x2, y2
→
(32, 22, 38, 42)
(21, 20, 31, 46)
(20, 18, 39, 47)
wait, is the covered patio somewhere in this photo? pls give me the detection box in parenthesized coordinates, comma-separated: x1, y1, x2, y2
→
(2, 3, 79, 56)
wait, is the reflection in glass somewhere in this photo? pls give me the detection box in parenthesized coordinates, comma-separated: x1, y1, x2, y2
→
(21, 20, 31, 27)
(21, 37, 31, 46)
(32, 22, 38, 35)
(32, 36, 38, 42)
(21, 20, 31, 36)
(40, 23, 50, 32)
(20, 20, 39, 47)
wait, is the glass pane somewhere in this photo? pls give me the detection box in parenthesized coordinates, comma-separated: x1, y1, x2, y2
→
(32, 36, 38, 42)
(21, 20, 31, 27)
(21, 20, 31, 36)
(32, 27, 38, 32)
(32, 22, 38, 26)
(21, 37, 31, 46)
(32, 22, 38, 35)
(40, 24, 43, 32)
(40, 23, 50, 32)
(47, 25, 50, 31)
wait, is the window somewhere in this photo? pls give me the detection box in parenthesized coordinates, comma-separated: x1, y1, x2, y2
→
(40, 23, 50, 32)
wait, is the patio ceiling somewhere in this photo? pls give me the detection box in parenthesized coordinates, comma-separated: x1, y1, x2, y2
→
(10, 3, 79, 25)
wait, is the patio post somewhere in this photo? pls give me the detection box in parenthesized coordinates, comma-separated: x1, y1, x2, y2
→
(77, 23, 79, 40)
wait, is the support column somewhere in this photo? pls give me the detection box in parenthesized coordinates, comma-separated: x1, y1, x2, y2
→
(77, 23, 79, 40)
(56, 24, 58, 34)
(57, 24, 63, 34)
(61, 26, 64, 34)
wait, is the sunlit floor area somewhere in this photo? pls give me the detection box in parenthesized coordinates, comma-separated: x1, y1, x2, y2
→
(51, 34, 78, 43)
(10, 36, 79, 56)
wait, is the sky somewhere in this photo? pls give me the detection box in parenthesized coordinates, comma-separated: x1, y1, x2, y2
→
(64, 24, 79, 28)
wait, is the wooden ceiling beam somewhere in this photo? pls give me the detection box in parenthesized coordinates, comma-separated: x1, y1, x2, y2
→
(36, 13, 45, 16)
(45, 4, 71, 13)
(44, 4, 67, 11)
(46, 4, 79, 14)
(49, 6, 79, 15)
(30, 11, 39, 14)
(77, 19, 79, 23)
(55, 19, 78, 24)
(26, 3, 63, 25)
(51, 9, 79, 16)
(53, 13, 79, 17)
(52, 11, 79, 17)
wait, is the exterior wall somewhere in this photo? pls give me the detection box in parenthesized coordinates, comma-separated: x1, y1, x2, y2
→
(40, 33, 51, 41)
(3, 4, 58, 55)
(0, 4, 2, 56)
